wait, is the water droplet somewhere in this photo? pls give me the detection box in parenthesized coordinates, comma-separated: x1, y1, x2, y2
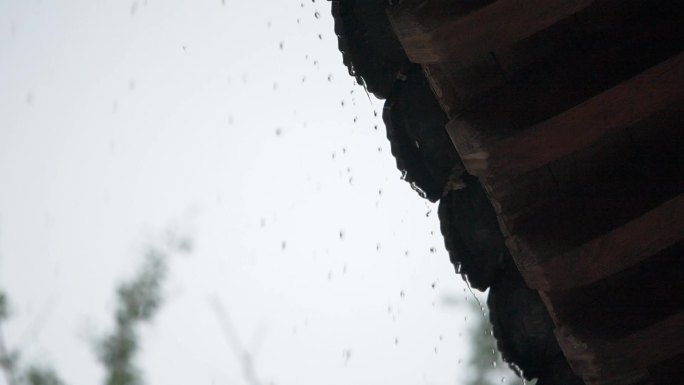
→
(314, 11, 320, 19)
(410, 182, 427, 199)
(399, 290, 405, 298)
(492, 361, 497, 367)
(377, 147, 382, 152)
(260, 218, 266, 227)
(279, 41, 284, 50)
(373, 110, 378, 117)
(376, 243, 381, 252)
(342, 349, 351, 363)
(430, 247, 436, 253)
(342, 147, 347, 154)
(394, 337, 399, 345)
(281, 241, 287, 250)
(327, 74, 333, 82)
(348, 176, 353, 185)
(426, 210, 432, 217)
(431, 282, 436, 289)
(404, 250, 409, 256)
(339, 230, 345, 240)
(374, 125, 378, 130)
(353, 116, 357, 123)
(378, 189, 383, 195)
(415, 140, 420, 149)
(501, 378, 507, 383)
(340, 100, 345, 107)
(275, 128, 282, 136)
(318, 33, 322, 40)
(332, 152, 336, 159)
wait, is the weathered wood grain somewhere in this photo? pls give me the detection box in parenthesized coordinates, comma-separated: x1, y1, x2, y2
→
(388, 0, 594, 63)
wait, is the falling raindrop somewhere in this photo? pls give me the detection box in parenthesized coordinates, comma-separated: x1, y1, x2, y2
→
(430, 247, 436, 253)
(342, 147, 347, 154)
(353, 116, 357, 123)
(348, 176, 353, 185)
(332, 152, 336, 159)
(327, 74, 333, 82)
(281, 241, 287, 250)
(431, 282, 437, 289)
(279, 41, 284, 50)
(339, 230, 345, 240)
(373, 110, 378, 117)
(340, 100, 345, 107)
(314, 11, 320, 19)
(394, 337, 399, 345)
(399, 290, 405, 298)
(374, 125, 378, 130)
(275, 128, 282, 136)
(376, 243, 381, 252)
(318, 33, 322, 40)
(377, 147, 382, 152)
(426, 210, 432, 217)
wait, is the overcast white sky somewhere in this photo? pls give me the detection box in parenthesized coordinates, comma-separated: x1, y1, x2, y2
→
(0, 1, 518, 385)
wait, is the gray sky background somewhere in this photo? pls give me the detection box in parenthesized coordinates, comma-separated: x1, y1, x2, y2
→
(0, 1, 508, 385)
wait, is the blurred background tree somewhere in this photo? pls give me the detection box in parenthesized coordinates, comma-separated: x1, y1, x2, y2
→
(0, 231, 188, 385)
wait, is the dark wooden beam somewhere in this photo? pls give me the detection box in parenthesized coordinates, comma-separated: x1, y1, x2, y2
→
(556, 311, 684, 385)
(450, 51, 684, 182)
(511, 193, 684, 291)
(387, 0, 594, 63)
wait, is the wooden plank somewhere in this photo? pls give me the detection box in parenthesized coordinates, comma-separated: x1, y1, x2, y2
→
(556, 311, 684, 384)
(387, 0, 594, 64)
(513, 193, 684, 291)
(458, 51, 684, 182)
(619, 311, 684, 368)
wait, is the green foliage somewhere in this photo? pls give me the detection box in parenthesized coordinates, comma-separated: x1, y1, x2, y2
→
(96, 249, 168, 385)
(24, 366, 65, 385)
(0, 291, 8, 320)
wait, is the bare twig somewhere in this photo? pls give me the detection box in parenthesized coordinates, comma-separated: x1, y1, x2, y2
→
(208, 295, 265, 385)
